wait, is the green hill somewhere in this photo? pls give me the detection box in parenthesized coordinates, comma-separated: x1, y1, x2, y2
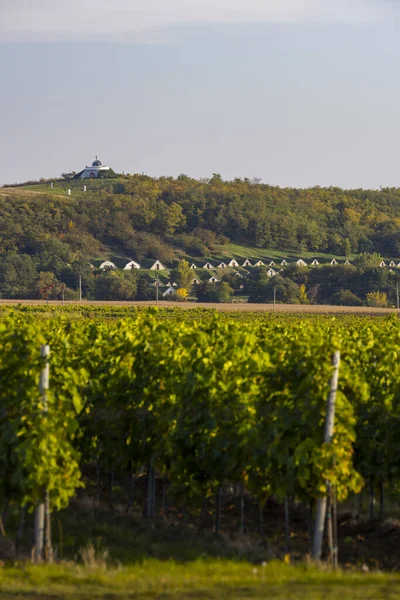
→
(3, 173, 400, 260)
(1, 173, 400, 303)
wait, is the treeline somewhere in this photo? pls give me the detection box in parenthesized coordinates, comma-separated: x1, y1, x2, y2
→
(1, 254, 398, 306)
(0, 256, 158, 302)
(241, 255, 400, 307)
(111, 175, 400, 256)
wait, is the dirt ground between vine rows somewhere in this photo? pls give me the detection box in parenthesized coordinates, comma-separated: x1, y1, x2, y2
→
(0, 300, 397, 316)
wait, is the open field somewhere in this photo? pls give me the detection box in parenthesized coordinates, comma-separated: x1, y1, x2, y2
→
(0, 178, 117, 198)
(1, 561, 400, 600)
(0, 187, 66, 198)
(0, 299, 397, 316)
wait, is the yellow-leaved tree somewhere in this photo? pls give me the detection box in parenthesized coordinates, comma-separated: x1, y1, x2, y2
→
(175, 287, 189, 301)
(366, 291, 387, 308)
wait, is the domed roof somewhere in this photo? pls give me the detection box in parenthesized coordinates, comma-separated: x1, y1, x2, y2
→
(92, 156, 102, 167)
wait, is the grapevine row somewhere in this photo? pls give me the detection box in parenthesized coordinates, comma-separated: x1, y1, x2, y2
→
(1, 313, 399, 549)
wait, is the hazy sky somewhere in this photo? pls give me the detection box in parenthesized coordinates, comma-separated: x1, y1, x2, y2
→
(1, 0, 400, 187)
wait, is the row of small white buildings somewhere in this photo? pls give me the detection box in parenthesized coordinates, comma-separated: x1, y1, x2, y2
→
(98, 258, 245, 271)
(97, 257, 399, 272)
(98, 257, 349, 271)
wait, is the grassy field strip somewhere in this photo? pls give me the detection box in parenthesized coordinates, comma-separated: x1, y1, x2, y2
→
(220, 242, 346, 262)
(1, 562, 400, 599)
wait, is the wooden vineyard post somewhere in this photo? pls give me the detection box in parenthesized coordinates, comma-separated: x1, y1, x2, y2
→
(45, 490, 52, 563)
(284, 496, 290, 554)
(312, 350, 340, 562)
(326, 490, 334, 565)
(34, 345, 52, 563)
(34, 503, 44, 563)
(215, 485, 222, 534)
(146, 460, 155, 520)
(369, 483, 374, 520)
(239, 480, 245, 535)
(332, 487, 338, 568)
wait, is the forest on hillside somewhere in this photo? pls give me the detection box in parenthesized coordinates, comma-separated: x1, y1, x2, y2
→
(4, 174, 400, 256)
(2, 174, 400, 303)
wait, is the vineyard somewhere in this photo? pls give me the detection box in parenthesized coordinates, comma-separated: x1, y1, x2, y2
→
(1, 309, 400, 570)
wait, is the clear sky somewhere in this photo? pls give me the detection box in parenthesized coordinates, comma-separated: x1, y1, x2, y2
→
(1, 0, 400, 188)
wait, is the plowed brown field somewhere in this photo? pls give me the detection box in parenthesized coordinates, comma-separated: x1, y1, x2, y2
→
(0, 300, 397, 316)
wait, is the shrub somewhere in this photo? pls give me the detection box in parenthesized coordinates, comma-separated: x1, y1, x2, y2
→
(136, 272, 156, 301)
(94, 271, 137, 301)
(175, 288, 189, 301)
(196, 282, 233, 303)
(353, 252, 384, 271)
(330, 289, 363, 306)
(174, 234, 208, 257)
(366, 291, 388, 308)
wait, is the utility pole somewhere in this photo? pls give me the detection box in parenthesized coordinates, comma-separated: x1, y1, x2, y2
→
(273, 286, 276, 313)
(156, 274, 159, 303)
(312, 351, 341, 562)
(79, 275, 82, 302)
(34, 345, 51, 563)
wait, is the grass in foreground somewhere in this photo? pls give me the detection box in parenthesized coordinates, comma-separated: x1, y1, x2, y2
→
(1, 560, 400, 600)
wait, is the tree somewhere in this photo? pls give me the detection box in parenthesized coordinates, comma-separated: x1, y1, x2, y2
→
(36, 271, 76, 300)
(282, 265, 309, 285)
(330, 289, 363, 306)
(221, 273, 243, 291)
(175, 288, 189, 301)
(248, 274, 300, 304)
(0, 253, 37, 299)
(170, 259, 192, 290)
(342, 239, 352, 257)
(216, 281, 233, 303)
(366, 291, 388, 308)
(60, 260, 95, 299)
(353, 253, 383, 272)
(155, 202, 186, 237)
(195, 282, 233, 303)
(94, 271, 137, 301)
(38, 238, 71, 277)
(174, 233, 208, 257)
(307, 265, 357, 304)
(136, 272, 156, 301)
(36, 272, 58, 300)
(125, 232, 175, 263)
(299, 284, 309, 304)
(247, 266, 273, 290)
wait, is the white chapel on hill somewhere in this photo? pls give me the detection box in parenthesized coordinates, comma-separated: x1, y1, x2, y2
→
(77, 156, 111, 179)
